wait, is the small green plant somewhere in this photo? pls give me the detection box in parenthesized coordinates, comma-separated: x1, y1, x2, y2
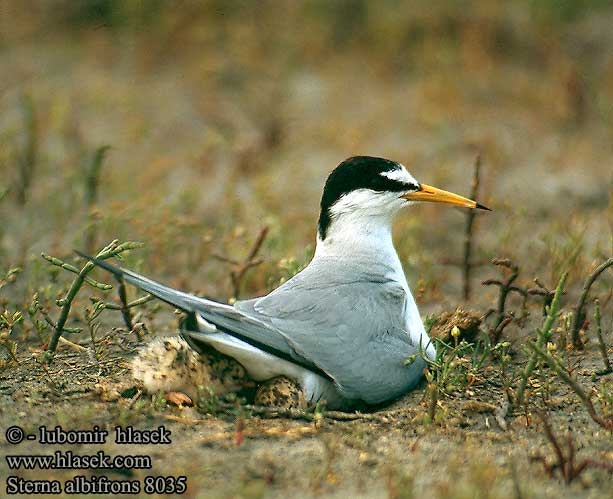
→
(424, 370, 439, 424)
(492, 340, 513, 397)
(527, 340, 612, 431)
(84, 300, 106, 361)
(406, 335, 491, 424)
(151, 391, 168, 411)
(27, 293, 49, 343)
(570, 257, 612, 347)
(414, 337, 487, 396)
(0, 267, 22, 310)
(596, 381, 612, 421)
(89, 291, 154, 338)
(0, 310, 23, 367)
(516, 272, 568, 407)
(40, 239, 144, 355)
(196, 385, 221, 414)
(593, 299, 611, 374)
(0, 267, 22, 292)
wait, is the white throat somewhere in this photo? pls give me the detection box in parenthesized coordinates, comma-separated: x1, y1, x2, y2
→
(315, 212, 396, 259)
(315, 189, 403, 260)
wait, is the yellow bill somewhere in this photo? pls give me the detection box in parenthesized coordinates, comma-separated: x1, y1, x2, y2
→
(402, 183, 490, 210)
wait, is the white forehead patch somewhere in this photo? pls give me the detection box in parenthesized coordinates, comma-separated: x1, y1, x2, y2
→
(379, 164, 418, 185)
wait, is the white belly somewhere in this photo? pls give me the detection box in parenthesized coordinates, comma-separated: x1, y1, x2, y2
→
(185, 324, 346, 408)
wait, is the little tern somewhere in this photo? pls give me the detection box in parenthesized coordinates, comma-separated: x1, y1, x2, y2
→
(78, 156, 489, 410)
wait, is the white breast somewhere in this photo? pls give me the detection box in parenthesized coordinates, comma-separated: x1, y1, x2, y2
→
(379, 250, 436, 361)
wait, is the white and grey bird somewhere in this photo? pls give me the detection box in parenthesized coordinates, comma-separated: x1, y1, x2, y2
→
(79, 156, 489, 410)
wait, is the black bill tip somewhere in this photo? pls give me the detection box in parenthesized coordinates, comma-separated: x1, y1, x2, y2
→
(476, 202, 492, 211)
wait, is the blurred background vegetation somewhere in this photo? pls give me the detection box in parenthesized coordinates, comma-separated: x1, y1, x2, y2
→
(0, 0, 611, 312)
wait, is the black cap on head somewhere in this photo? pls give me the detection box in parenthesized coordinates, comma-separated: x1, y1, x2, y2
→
(318, 156, 417, 240)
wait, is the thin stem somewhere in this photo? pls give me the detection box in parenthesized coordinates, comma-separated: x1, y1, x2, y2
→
(41, 253, 112, 290)
(593, 299, 611, 373)
(117, 277, 133, 330)
(462, 154, 481, 301)
(93, 294, 153, 311)
(571, 258, 613, 347)
(15, 93, 37, 206)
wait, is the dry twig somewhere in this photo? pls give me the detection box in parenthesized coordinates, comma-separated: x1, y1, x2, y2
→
(439, 154, 487, 300)
(57, 336, 89, 353)
(530, 412, 613, 484)
(462, 154, 482, 301)
(427, 382, 438, 423)
(83, 145, 110, 252)
(115, 278, 136, 331)
(212, 226, 269, 299)
(482, 258, 526, 343)
(15, 93, 37, 206)
(527, 278, 557, 317)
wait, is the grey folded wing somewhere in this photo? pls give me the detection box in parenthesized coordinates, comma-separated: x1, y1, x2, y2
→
(236, 263, 426, 405)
